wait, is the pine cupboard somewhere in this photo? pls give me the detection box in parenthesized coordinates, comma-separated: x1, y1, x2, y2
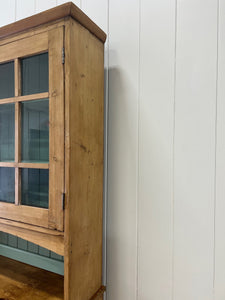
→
(0, 2, 106, 300)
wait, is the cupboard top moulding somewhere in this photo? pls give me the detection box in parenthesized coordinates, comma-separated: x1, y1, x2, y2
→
(0, 1, 106, 43)
(0, 0, 105, 283)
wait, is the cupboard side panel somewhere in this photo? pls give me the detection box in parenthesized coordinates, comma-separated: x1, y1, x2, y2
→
(65, 20, 104, 300)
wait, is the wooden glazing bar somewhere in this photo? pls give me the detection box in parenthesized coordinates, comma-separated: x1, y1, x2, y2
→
(0, 92, 49, 104)
(18, 162, 49, 169)
(15, 102, 21, 163)
(14, 58, 21, 97)
(15, 168, 21, 206)
(0, 162, 49, 169)
(0, 162, 16, 167)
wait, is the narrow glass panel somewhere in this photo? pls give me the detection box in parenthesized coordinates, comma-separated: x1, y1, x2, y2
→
(21, 53, 48, 95)
(0, 104, 15, 161)
(21, 99, 49, 163)
(0, 167, 15, 203)
(21, 168, 49, 208)
(0, 61, 14, 99)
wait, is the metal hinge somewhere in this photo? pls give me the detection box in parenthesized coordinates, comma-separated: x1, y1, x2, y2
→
(62, 193, 65, 210)
(62, 47, 65, 64)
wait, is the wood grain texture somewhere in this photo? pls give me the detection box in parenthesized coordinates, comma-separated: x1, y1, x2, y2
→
(0, 162, 49, 169)
(64, 18, 104, 300)
(90, 286, 106, 300)
(0, 218, 63, 236)
(15, 103, 21, 163)
(0, 19, 66, 47)
(0, 92, 49, 105)
(15, 168, 21, 206)
(0, 2, 106, 43)
(0, 202, 49, 228)
(0, 30, 48, 63)
(14, 58, 21, 97)
(15, 88, 21, 206)
(48, 26, 65, 231)
(0, 255, 64, 299)
(81, 0, 108, 293)
(0, 222, 64, 255)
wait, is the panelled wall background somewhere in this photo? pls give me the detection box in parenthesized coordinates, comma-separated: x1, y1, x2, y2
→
(0, 0, 225, 299)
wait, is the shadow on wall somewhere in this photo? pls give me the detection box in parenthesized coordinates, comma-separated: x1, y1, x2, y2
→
(106, 64, 139, 299)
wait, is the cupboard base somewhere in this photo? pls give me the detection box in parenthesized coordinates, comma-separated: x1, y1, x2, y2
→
(0, 255, 64, 299)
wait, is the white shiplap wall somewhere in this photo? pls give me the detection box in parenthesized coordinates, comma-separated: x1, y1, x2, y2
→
(0, 1, 225, 299)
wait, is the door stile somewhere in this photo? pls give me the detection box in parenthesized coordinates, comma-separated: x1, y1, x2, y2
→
(48, 26, 65, 231)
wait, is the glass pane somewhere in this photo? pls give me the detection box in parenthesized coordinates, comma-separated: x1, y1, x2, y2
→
(0, 61, 14, 99)
(0, 104, 15, 161)
(21, 99, 49, 163)
(0, 167, 15, 203)
(21, 53, 48, 95)
(21, 168, 49, 208)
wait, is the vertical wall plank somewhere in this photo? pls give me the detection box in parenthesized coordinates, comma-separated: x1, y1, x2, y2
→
(214, 0, 225, 299)
(173, 1, 218, 299)
(107, 0, 139, 299)
(138, 0, 175, 299)
(0, 0, 15, 27)
(16, 0, 35, 20)
(57, 0, 81, 8)
(82, 0, 108, 33)
(35, 0, 57, 13)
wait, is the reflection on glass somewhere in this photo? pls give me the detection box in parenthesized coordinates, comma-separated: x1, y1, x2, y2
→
(0, 168, 15, 203)
(21, 53, 48, 95)
(21, 99, 49, 163)
(0, 104, 15, 161)
(0, 61, 14, 99)
(21, 168, 49, 208)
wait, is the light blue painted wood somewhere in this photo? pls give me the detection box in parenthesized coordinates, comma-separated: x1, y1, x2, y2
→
(0, 232, 8, 245)
(50, 251, 64, 261)
(39, 246, 50, 257)
(18, 237, 28, 251)
(0, 232, 64, 274)
(0, 244, 64, 275)
(8, 234, 17, 248)
(28, 241, 39, 254)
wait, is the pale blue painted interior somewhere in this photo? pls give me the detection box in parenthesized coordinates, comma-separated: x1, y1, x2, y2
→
(0, 231, 64, 275)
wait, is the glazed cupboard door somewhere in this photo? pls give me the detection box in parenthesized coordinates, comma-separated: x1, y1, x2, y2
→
(0, 27, 64, 231)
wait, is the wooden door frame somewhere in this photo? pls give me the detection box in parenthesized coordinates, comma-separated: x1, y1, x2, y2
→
(0, 27, 65, 231)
